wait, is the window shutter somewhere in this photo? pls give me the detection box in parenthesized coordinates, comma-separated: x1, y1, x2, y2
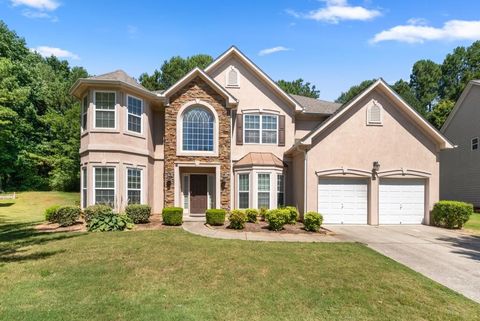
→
(278, 115, 285, 146)
(236, 113, 243, 145)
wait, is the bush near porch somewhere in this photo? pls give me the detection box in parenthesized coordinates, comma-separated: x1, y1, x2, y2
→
(206, 209, 226, 226)
(125, 204, 151, 224)
(432, 201, 473, 229)
(162, 207, 183, 226)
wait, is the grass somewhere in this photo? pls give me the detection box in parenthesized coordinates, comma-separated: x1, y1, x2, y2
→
(0, 192, 479, 320)
(465, 213, 480, 234)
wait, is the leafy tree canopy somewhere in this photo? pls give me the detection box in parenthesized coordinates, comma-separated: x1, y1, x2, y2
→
(277, 79, 320, 98)
(336, 79, 376, 104)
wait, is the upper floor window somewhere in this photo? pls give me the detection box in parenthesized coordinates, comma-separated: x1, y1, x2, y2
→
(94, 91, 116, 129)
(244, 114, 278, 144)
(367, 101, 382, 125)
(81, 95, 88, 131)
(127, 95, 143, 133)
(472, 137, 478, 151)
(182, 107, 215, 151)
(226, 66, 239, 87)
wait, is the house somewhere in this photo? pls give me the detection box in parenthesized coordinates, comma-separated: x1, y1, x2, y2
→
(440, 80, 480, 208)
(70, 46, 453, 225)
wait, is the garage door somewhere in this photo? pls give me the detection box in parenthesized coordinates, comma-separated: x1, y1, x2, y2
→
(318, 178, 368, 224)
(379, 179, 425, 224)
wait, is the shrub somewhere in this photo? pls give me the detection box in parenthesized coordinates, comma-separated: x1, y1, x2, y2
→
(87, 213, 133, 232)
(259, 208, 268, 221)
(304, 211, 323, 232)
(265, 209, 290, 231)
(245, 208, 259, 223)
(228, 210, 247, 229)
(83, 204, 113, 223)
(206, 209, 226, 226)
(125, 204, 151, 224)
(432, 200, 473, 229)
(284, 206, 299, 224)
(53, 206, 81, 227)
(45, 205, 60, 222)
(162, 207, 183, 226)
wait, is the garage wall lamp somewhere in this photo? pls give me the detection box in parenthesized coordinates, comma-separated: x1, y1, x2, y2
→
(372, 161, 380, 180)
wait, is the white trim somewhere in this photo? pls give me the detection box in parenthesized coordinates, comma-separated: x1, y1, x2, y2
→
(81, 167, 87, 208)
(125, 167, 143, 205)
(243, 113, 278, 145)
(237, 172, 250, 209)
(204, 46, 302, 112)
(93, 166, 116, 208)
(81, 94, 88, 132)
(226, 65, 240, 88)
(471, 137, 479, 151)
(176, 100, 219, 157)
(125, 94, 144, 135)
(93, 90, 117, 130)
(441, 80, 480, 133)
(300, 79, 454, 149)
(366, 99, 383, 126)
(315, 168, 372, 178)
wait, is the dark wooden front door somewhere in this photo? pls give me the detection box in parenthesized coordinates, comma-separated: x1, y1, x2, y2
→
(190, 175, 208, 214)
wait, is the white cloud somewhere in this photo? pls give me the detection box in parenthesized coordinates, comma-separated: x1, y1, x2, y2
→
(258, 46, 291, 56)
(11, 0, 60, 11)
(371, 19, 480, 44)
(287, 0, 381, 24)
(21, 9, 58, 21)
(30, 46, 79, 60)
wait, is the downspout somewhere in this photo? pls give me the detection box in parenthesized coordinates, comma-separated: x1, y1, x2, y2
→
(304, 148, 308, 215)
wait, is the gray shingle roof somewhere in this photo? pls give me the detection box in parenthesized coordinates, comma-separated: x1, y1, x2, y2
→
(290, 94, 341, 115)
(90, 70, 147, 90)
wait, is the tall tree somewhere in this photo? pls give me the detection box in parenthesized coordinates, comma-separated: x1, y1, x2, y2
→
(440, 46, 467, 102)
(139, 54, 213, 90)
(427, 99, 455, 130)
(277, 79, 320, 98)
(336, 79, 376, 104)
(409, 60, 441, 113)
(391, 79, 422, 114)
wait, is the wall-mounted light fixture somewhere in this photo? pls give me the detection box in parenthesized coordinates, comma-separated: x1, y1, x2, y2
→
(372, 161, 380, 180)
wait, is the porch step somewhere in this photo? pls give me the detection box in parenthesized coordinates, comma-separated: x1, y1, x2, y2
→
(183, 215, 206, 222)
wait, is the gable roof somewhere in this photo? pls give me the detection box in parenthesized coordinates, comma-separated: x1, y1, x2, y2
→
(205, 46, 303, 112)
(441, 80, 480, 133)
(290, 94, 341, 115)
(161, 67, 238, 106)
(296, 79, 454, 149)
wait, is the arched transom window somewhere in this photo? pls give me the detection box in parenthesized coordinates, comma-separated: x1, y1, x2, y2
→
(182, 107, 215, 151)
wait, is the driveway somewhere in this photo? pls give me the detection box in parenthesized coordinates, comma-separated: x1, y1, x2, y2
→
(328, 225, 480, 303)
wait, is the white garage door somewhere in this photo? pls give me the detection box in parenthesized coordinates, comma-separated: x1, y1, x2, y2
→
(379, 179, 425, 224)
(318, 178, 368, 224)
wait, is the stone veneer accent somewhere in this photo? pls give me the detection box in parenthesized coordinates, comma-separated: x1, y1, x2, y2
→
(164, 76, 231, 210)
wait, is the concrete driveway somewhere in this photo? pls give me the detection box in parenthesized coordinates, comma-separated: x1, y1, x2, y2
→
(328, 225, 480, 303)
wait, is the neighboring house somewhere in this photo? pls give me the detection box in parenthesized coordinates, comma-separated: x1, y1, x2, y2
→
(70, 46, 453, 225)
(440, 80, 480, 208)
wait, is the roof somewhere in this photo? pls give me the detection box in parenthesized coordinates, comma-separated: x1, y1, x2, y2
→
(235, 152, 284, 168)
(90, 70, 147, 90)
(293, 78, 454, 150)
(290, 94, 341, 115)
(205, 46, 303, 112)
(441, 79, 480, 133)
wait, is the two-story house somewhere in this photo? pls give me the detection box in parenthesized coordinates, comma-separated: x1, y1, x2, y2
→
(70, 46, 453, 225)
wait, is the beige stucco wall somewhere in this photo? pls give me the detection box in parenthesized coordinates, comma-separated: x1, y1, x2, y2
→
(295, 116, 327, 139)
(441, 85, 480, 207)
(305, 88, 440, 225)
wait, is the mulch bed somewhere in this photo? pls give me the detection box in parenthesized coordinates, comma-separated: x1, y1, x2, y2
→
(209, 220, 331, 235)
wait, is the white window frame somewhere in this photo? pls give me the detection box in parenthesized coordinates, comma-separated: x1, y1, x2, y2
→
(81, 94, 88, 132)
(366, 100, 383, 126)
(226, 65, 240, 88)
(277, 173, 285, 208)
(237, 173, 250, 209)
(243, 113, 278, 145)
(125, 167, 143, 205)
(93, 90, 117, 130)
(81, 167, 87, 208)
(182, 174, 190, 211)
(472, 137, 479, 151)
(257, 172, 271, 209)
(93, 166, 116, 207)
(126, 94, 144, 135)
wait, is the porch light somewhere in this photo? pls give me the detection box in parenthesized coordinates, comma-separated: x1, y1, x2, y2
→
(373, 161, 380, 172)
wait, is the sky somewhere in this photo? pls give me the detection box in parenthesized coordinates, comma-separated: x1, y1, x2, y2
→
(2, 0, 480, 101)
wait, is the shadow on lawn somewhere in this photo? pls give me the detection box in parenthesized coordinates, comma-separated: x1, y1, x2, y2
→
(0, 203, 14, 207)
(0, 220, 83, 264)
(437, 234, 480, 262)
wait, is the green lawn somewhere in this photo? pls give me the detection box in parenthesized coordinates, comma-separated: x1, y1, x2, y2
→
(0, 193, 479, 320)
(465, 213, 480, 234)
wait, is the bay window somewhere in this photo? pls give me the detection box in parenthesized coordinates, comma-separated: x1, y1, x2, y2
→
(238, 173, 249, 209)
(94, 167, 115, 206)
(277, 174, 285, 207)
(257, 173, 270, 209)
(127, 95, 143, 133)
(127, 168, 142, 204)
(82, 167, 87, 208)
(94, 91, 116, 128)
(81, 95, 88, 131)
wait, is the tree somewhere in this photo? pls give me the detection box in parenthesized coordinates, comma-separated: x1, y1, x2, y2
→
(409, 60, 441, 113)
(336, 79, 376, 104)
(440, 46, 467, 102)
(391, 79, 422, 114)
(277, 79, 320, 98)
(427, 99, 455, 129)
(139, 54, 213, 90)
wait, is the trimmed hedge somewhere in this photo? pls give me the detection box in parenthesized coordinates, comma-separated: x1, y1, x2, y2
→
(162, 207, 183, 226)
(125, 204, 151, 224)
(87, 213, 133, 232)
(432, 200, 473, 229)
(229, 210, 247, 229)
(83, 204, 113, 223)
(53, 206, 81, 227)
(45, 205, 60, 222)
(304, 211, 323, 232)
(259, 208, 268, 221)
(265, 209, 290, 231)
(206, 209, 226, 226)
(284, 206, 299, 224)
(245, 208, 259, 223)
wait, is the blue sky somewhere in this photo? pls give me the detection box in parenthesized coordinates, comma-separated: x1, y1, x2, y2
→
(2, 0, 480, 100)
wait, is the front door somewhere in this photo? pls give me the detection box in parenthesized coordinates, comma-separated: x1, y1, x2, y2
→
(190, 175, 208, 214)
